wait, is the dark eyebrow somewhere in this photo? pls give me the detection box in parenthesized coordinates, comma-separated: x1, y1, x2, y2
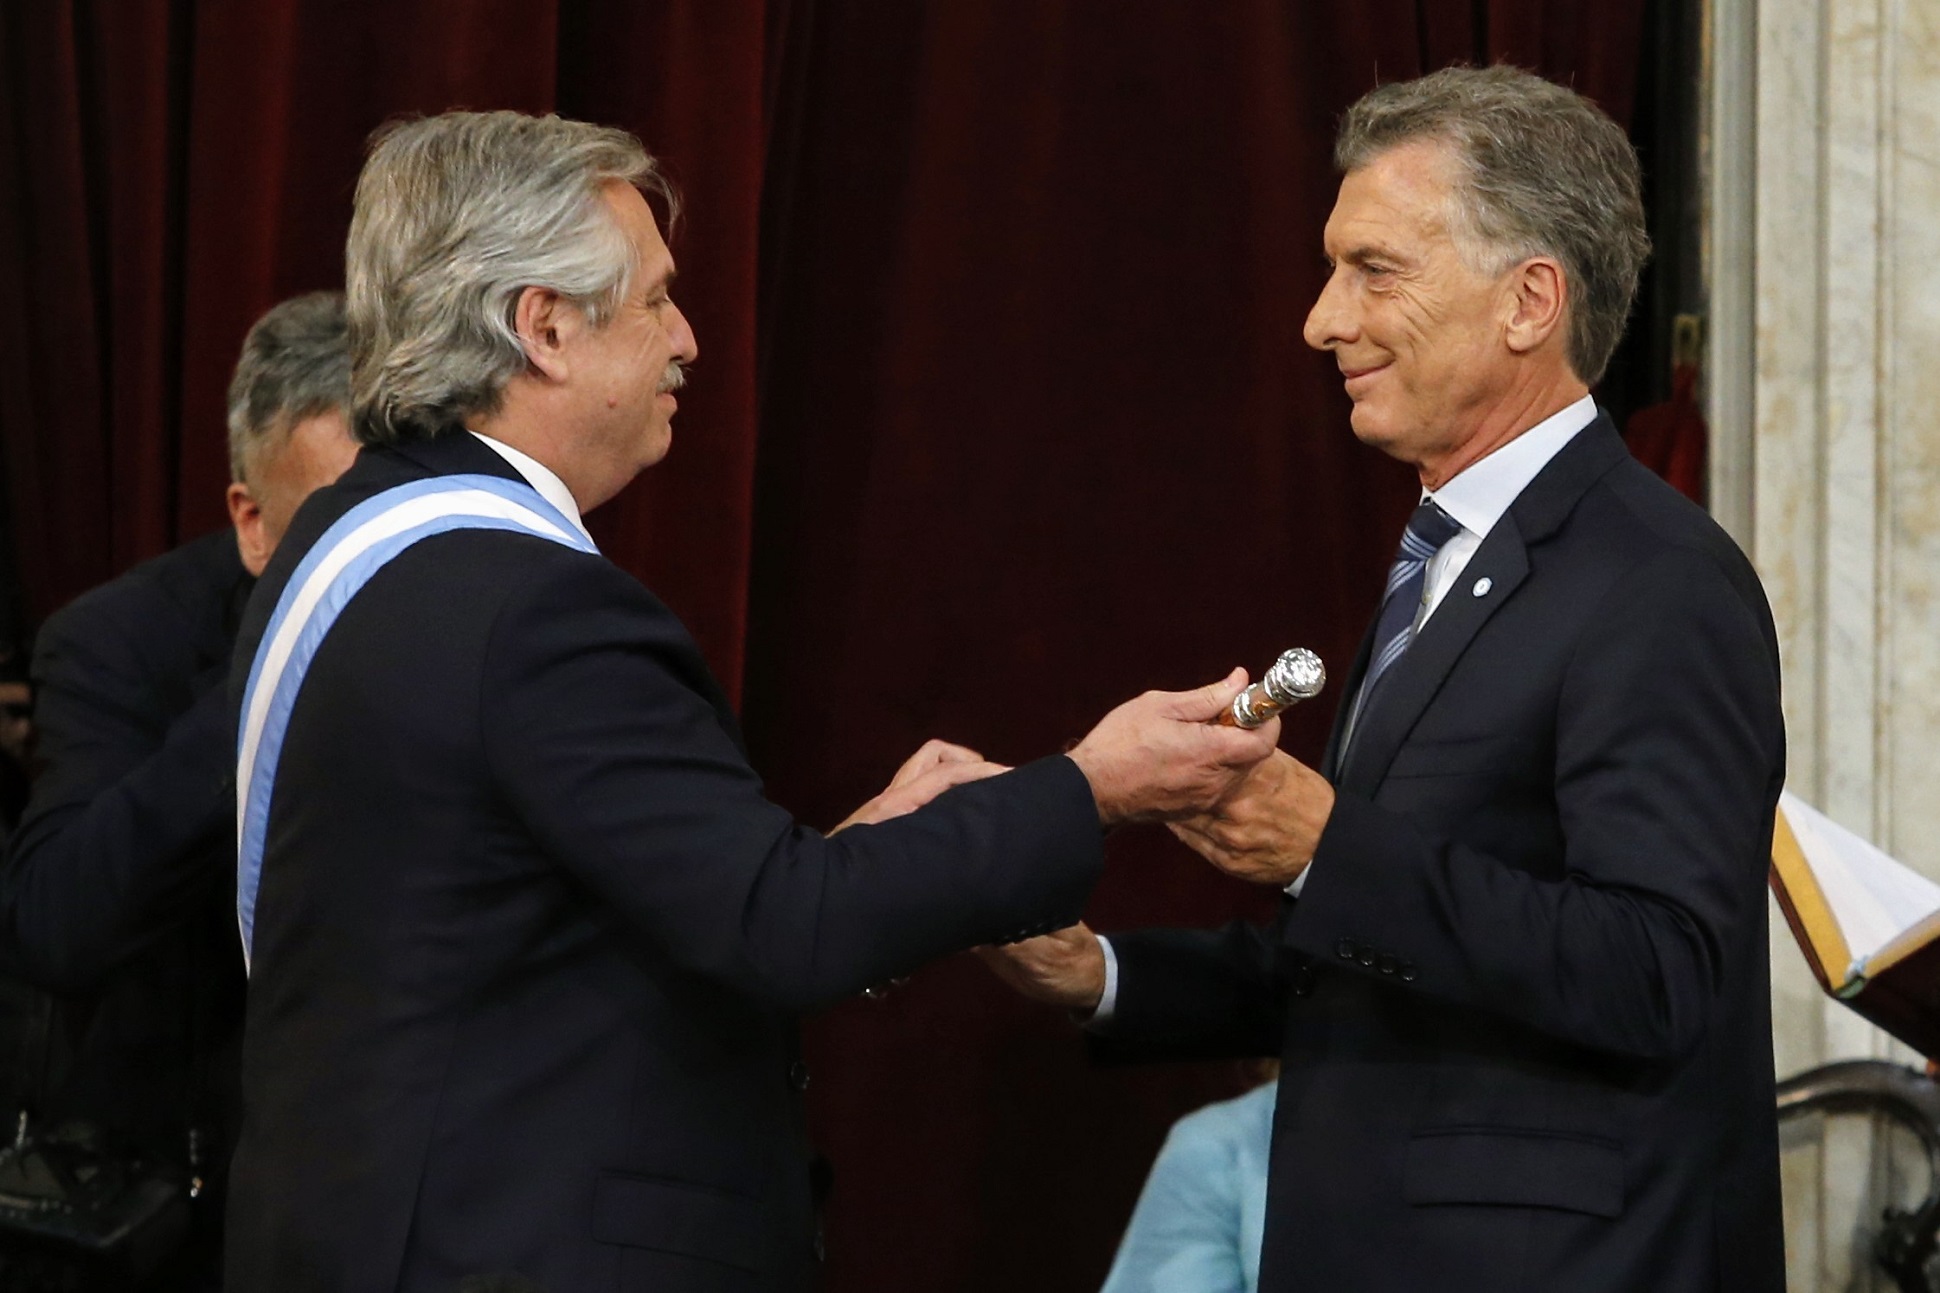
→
(641, 267, 677, 301)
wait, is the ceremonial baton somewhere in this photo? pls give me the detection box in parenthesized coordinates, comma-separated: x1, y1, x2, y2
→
(1217, 648, 1326, 728)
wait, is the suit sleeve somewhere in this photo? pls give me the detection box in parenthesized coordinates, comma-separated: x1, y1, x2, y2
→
(1091, 920, 1287, 1060)
(1283, 546, 1784, 1061)
(3, 597, 234, 992)
(479, 556, 1105, 1012)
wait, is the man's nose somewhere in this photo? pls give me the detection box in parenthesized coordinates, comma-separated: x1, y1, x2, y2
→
(669, 302, 699, 364)
(1303, 273, 1350, 352)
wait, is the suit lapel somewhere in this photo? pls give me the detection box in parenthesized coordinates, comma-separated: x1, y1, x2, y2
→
(1334, 414, 1631, 793)
(1320, 620, 1378, 781)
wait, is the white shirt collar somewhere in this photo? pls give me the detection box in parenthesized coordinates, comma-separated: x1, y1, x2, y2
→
(1425, 394, 1598, 539)
(467, 431, 596, 548)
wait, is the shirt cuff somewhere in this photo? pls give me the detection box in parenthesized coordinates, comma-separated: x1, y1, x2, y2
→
(1082, 934, 1121, 1028)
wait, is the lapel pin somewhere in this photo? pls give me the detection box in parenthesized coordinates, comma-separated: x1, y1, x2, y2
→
(1471, 577, 1493, 597)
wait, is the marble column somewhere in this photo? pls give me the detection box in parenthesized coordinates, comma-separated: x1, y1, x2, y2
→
(1707, 0, 1940, 1286)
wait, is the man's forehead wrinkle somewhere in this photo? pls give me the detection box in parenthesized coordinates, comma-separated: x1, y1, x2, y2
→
(1323, 206, 1419, 267)
(1336, 215, 1456, 279)
(1346, 144, 1465, 239)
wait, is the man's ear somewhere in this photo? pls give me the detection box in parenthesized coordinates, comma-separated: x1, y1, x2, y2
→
(227, 482, 271, 577)
(1503, 257, 1568, 356)
(512, 285, 582, 383)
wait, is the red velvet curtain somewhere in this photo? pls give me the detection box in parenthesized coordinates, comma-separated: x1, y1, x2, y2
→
(0, 0, 772, 689)
(0, 3, 1644, 1289)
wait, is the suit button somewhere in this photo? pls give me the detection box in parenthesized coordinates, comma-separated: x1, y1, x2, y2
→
(1399, 962, 1418, 983)
(1290, 966, 1316, 997)
(789, 1061, 812, 1092)
(1335, 939, 1357, 961)
(1357, 947, 1377, 968)
(1377, 956, 1398, 976)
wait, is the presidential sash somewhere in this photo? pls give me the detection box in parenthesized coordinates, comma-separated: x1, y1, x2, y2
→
(234, 473, 598, 970)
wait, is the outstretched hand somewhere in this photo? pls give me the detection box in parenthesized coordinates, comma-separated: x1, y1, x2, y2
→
(1067, 668, 1281, 827)
(974, 922, 1107, 1012)
(832, 738, 1010, 833)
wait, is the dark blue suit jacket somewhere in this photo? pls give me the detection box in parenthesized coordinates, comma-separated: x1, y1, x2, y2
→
(224, 431, 1103, 1293)
(5, 527, 249, 1155)
(2, 527, 251, 1281)
(1105, 416, 1786, 1293)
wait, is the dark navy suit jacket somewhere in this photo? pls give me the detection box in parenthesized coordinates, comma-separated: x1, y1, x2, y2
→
(225, 431, 1103, 1293)
(3, 527, 251, 1280)
(1105, 416, 1786, 1293)
(5, 527, 249, 1155)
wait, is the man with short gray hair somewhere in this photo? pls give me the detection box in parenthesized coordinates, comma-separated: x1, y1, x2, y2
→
(225, 290, 359, 576)
(986, 66, 1785, 1292)
(224, 110, 1278, 1292)
(5, 291, 357, 1287)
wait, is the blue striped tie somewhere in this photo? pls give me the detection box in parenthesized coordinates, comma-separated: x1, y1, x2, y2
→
(1343, 499, 1464, 744)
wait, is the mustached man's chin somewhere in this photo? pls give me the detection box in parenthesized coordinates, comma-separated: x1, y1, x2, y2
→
(642, 426, 674, 468)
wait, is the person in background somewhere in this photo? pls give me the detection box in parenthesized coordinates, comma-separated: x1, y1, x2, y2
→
(1101, 1063, 1278, 1293)
(1, 291, 358, 1288)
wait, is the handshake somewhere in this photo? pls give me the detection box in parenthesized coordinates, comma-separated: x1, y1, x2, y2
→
(837, 668, 1339, 1012)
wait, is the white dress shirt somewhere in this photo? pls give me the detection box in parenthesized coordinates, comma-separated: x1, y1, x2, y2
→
(468, 431, 598, 550)
(1411, 393, 1597, 628)
(1093, 395, 1599, 1021)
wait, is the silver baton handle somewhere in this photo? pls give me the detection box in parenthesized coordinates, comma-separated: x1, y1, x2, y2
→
(1218, 648, 1326, 728)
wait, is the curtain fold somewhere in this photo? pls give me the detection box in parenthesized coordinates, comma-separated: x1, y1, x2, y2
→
(0, 0, 768, 695)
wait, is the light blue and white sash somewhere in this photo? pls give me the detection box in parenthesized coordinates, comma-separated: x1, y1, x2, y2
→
(235, 473, 598, 971)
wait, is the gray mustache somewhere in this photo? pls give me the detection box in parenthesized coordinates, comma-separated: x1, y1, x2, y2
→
(657, 362, 688, 394)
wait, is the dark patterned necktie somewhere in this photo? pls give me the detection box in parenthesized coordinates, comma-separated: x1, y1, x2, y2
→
(1342, 498, 1464, 746)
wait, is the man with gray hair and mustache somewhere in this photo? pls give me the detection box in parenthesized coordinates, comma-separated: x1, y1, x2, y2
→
(986, 66, 1786, 1293)
(224, 110, 1278, 1292)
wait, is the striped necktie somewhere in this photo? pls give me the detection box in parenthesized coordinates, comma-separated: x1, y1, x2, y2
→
(1342, 498, 1464, 746)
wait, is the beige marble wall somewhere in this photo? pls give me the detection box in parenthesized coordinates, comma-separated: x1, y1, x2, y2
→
(1709, 0, 1940, 1285)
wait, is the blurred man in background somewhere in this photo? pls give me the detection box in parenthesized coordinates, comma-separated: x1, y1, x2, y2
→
(2, 291, 357, 1288)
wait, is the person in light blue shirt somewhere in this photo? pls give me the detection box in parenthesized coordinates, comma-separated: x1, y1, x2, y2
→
(1101, 1081, 1277, 1293)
